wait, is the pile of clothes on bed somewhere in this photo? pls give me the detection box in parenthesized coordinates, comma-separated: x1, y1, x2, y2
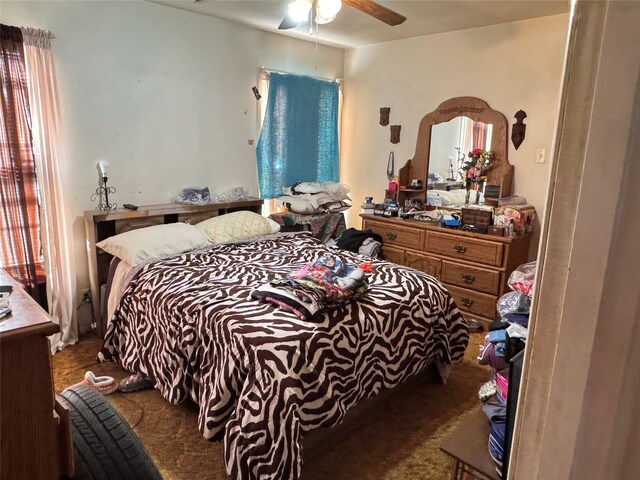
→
(325, 227, 384, 259)
(476, 261, 536, 469)
(253, 254, 372, 321)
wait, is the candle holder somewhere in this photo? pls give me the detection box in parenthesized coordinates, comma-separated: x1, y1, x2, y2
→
(91, 160, 116, 210)
(91, 176, 117, 210)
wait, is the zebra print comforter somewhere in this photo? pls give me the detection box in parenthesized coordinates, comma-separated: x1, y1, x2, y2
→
(100, 233, 468, 479)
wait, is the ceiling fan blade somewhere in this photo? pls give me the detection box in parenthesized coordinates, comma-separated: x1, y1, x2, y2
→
(278, 15, 299, 30)
(342, 0, 407, 26)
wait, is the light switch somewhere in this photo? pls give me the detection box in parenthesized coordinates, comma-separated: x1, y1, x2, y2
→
(535, 148, 546, 164)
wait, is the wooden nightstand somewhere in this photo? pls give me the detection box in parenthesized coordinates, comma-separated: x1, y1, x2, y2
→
(440, 408, 500, 480)
(0, 269, 72, 480)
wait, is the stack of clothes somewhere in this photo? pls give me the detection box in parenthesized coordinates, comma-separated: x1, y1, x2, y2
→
(252, 254, 372, 321)
(476, 261, 536, 469)
(277, 181, 352, 214)
(327, 228, 383, 259)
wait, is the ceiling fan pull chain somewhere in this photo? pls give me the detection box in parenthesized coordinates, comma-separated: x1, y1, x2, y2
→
(314, 13, 320, 69)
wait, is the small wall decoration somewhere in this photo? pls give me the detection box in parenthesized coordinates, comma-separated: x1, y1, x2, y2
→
(379, 107, 390, 126)
(511, 110, 527, 150)
(386, 151, 395, 180)
(390, 125, 401, 144)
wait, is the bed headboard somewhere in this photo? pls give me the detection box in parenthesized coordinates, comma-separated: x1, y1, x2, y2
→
(84, 198, 263, 336)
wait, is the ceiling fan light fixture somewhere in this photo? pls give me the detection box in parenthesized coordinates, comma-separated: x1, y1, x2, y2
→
(316, 0, 342, 24)
(288, 0, 312, 23)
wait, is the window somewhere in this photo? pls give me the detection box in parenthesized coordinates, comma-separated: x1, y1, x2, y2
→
(0, 25, 45, 301)
(256, 71, 341, 205)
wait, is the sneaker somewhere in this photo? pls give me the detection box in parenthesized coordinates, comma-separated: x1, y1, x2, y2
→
(79, 371, 118, 395)
(118, 373, 153, 393)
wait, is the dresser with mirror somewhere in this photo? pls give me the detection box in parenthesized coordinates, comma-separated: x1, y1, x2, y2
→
(363, 96, 530, 327)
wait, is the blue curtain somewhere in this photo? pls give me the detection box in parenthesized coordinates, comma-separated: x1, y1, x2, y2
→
(256, 72, 339, 199)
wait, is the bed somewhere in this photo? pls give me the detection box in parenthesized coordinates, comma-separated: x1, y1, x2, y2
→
(99, 230, 468, 479)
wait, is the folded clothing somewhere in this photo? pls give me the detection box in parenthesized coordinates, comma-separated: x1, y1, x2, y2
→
(489, 329, 507, 357)
(477, 335, 509, 371)
(483, 396, 507, 423)
(507, 323, 528, 340)
(503, 311, 530, 328)
(489, 317, 509, 331)
(336, 228, 383, 253)
(252, 254, 371, 321)
(489, 420, 506, 467)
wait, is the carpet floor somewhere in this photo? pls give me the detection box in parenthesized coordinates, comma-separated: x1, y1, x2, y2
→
(52, 332, 488, 480)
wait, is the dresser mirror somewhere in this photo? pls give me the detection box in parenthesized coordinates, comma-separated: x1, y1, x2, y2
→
(386, 97, 512, 207)
(428, 118, 494, 190)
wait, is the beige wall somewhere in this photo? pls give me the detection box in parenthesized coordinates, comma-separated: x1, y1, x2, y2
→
(2, 0, 344, 327)
(342, 14, 569, 258)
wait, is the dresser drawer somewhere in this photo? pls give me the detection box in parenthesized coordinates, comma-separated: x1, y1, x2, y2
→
(405, 251, 441, 278)
(364, 220, 424, 250)
(426, 231, 504, 267)
(441, 261, 500, 295)
(381, 245, 406, 265)
(446, 285, 497, 319)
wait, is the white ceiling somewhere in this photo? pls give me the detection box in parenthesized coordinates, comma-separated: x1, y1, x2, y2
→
(150, 0, 569, 48)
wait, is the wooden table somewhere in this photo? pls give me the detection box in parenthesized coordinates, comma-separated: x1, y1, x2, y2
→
(0, 270, 72, 479)
(440, 408, 501, 480)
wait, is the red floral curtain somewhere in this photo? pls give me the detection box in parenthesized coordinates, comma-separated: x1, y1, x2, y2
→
(0, 24, 43, 296)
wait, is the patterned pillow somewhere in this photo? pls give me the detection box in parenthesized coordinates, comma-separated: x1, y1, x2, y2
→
(196, 211, 273, 244)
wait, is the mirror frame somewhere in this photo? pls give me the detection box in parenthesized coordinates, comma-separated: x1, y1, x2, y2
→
(412, 96, 512, 197)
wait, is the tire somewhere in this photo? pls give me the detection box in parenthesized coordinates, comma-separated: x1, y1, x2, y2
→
(57, 384, 162, 480)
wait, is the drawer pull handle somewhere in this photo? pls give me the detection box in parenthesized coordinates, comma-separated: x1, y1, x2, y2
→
(461, 297, 474, 308)
(454, 244, 467, 253)
(386, 232, 397, 240)
(461, 274, 476, 284)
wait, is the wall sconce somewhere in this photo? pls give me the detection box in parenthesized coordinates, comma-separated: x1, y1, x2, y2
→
(379, 107, 390, 126)
(390, 125, 401, 144)
(511, 109, 527, 150)
(90, 160, 117, 210)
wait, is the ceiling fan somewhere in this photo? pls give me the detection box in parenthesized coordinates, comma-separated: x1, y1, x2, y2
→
(278, 0, 407, 30)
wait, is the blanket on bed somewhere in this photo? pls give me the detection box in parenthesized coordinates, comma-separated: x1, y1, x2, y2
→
(252, 254, 370, 320)
(100, 233, 468, 480)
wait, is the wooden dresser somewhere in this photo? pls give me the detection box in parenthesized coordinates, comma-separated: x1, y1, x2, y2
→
(0, 270, 72, 479)
(85, 199, 263, 336)
(361, 215, 530, 326)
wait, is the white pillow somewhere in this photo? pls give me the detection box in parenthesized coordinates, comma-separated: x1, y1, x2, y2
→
(322, 182, 351, 201)
(267, 217, 281, 233)
(323, 200, 352, 212)
(289, 182, 325, 195)
(96, 223, 210, 266)
(196, 211, 273, 244)
(277, 195, 323, 214)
